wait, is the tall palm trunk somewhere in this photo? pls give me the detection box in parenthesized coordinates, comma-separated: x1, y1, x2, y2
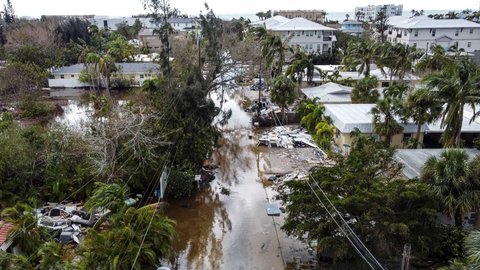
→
(455, 106, 464, 147)
(415, 121, 422, 147)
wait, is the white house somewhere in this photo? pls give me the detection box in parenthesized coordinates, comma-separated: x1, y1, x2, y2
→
(88, 16, 197, 32)
(355, 4, 403, 21)
(340, 20, 364, 37)
(301, 82, 353, 104)
(48, 63, 160, 88)
(252, 16, 337, 55)
(386, 16, 480, 53)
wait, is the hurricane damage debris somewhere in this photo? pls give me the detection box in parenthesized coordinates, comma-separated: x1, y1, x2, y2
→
(258, 126, 324, 150)
(36, 202, 113, 245)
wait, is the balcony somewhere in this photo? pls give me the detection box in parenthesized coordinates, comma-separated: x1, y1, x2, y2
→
(323, 36, 331, 41)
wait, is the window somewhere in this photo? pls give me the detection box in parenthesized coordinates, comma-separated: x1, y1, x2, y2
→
(296, 32, 300, 36)
(381, 82, 389, 87)
(140, 74, 144, 79)
(413, 43, 417, 47)
(403, 30, 407, 36)
(302, 31, 304, 35)
(309, 44, 313, 49)
(304, 44, 308, 49)
(470, 28, 474, 34)
(414, 30, 418, 37)
(455, 29, 459, 36)
(431, 29, 436, 37)
(468, 42, 472, 48)
(317, 44, 321, 51)
(60, 75, 64, 79)
(71, 75, 75, 78)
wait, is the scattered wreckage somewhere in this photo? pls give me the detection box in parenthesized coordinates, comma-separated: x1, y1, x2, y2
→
(258, 126, 323, 150)
(36, 201, 124, 245)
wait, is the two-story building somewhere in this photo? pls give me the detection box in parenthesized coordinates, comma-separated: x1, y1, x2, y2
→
(386, 16, 480, 53)
(252, 16, 337, 55)
(340, 20, 364, 37)
(355, 4, 403, 21)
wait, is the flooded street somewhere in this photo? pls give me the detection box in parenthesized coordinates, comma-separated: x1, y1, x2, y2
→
(50, 88, 313, 269)
(165, 91, 313, 269)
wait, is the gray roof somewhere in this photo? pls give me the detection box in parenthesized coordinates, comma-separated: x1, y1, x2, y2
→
(301, 82, 353, 104)
(388, 15, 480, 29)
(167, 17, 197, 24)
(52, 63, 160, 75)
(395, 149, 480, 179)
(426, 104, 480, 133)
(341, 20, 363, 25)
(324, 103, 420, 133)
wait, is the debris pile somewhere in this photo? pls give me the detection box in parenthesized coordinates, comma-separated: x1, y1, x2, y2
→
(258, 126, 321, 150)
(36, 203, 112, 245)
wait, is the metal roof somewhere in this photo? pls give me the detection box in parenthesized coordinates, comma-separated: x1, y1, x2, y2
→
(395, 149, 480, 179)
(301, 82, 353, 103)
(52, 63, 161, 75)
(271, 17, 336, 31)
(324, 103, 420, 133)
(388, 15, 480, 29)
(427, 105, 480, 133)
(341, 20, 363, 25)
(250, 15, 290, 29)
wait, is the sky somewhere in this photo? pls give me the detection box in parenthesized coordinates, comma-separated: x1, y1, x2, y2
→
(2, 0, 479, 18)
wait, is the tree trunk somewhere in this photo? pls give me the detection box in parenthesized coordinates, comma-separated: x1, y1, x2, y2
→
(415, 122, 422, 148)
(455, 106, 464, 147)
(454, 211, 463, 228)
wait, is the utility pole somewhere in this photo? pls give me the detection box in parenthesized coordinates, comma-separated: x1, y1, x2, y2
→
(401, 243, 411, 270)
(257, 59, 263, 116)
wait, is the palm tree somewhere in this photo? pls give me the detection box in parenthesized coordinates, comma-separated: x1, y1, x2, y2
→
(386, 43, 419, 81)
(261, 32, 289, 78)
(314, 121, 335, 150)
(270, 75, 296, 124)
(424, 59, 480, 147)
(300, 103, 329, 134)
(36, 241, 68, 270)
(416, 44, 452, 73)
(351, 76, 380, 103)
(342, 40, 379, 77)
(403, 88, 443, 146)
(421, 150, 480, 228)
(446, 11, 460, 19)
(371, 97, 404, 145)
(84, 182, 129, 215)
(286, 48, 307, 94)
(466, 230, 480, 267)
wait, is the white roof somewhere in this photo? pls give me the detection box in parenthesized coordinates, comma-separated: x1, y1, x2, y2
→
(427, 105, 480, 133)
(388, 15, 480, 29)
(324, 104, 420, 133)
(301, 82, 352, 103)
(251, 15, 290, 29)
(271, 17, 336, 31)
(395, 148, 480, 179)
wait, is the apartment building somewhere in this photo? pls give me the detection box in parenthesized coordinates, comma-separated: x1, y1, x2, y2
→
(355, 4, 403, 21)
(386, 16, 480, 53)
(274, 10, 326, 23)
(251, 16, 337, 55)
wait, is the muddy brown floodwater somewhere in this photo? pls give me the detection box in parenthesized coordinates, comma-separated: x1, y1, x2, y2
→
(164, 91, 314, 270)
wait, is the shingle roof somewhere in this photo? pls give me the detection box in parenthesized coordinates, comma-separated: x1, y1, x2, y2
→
(0, 221, 14, 246)
(388, 15, 480, 29)
(52, 63, 161, 75)
(272, 17, 336, 31)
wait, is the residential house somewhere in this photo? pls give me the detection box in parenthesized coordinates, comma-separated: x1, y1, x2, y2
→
(138, 28, 162, 51)
(324, 104, 423, 152)
(301, 82, 353, 104)
(386, 16, 480, 53)
(0, 221, 14, 253)
(355, 4, 403, 21)
(340, 20, 364, 37)
(48, 63, 160, 88)
(274, 10, 326, 22)
(394, 148, 480, 179)
(252, 16, 337, 55)
(88, 16, 197, 32)
(324, 103, 480, 153)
